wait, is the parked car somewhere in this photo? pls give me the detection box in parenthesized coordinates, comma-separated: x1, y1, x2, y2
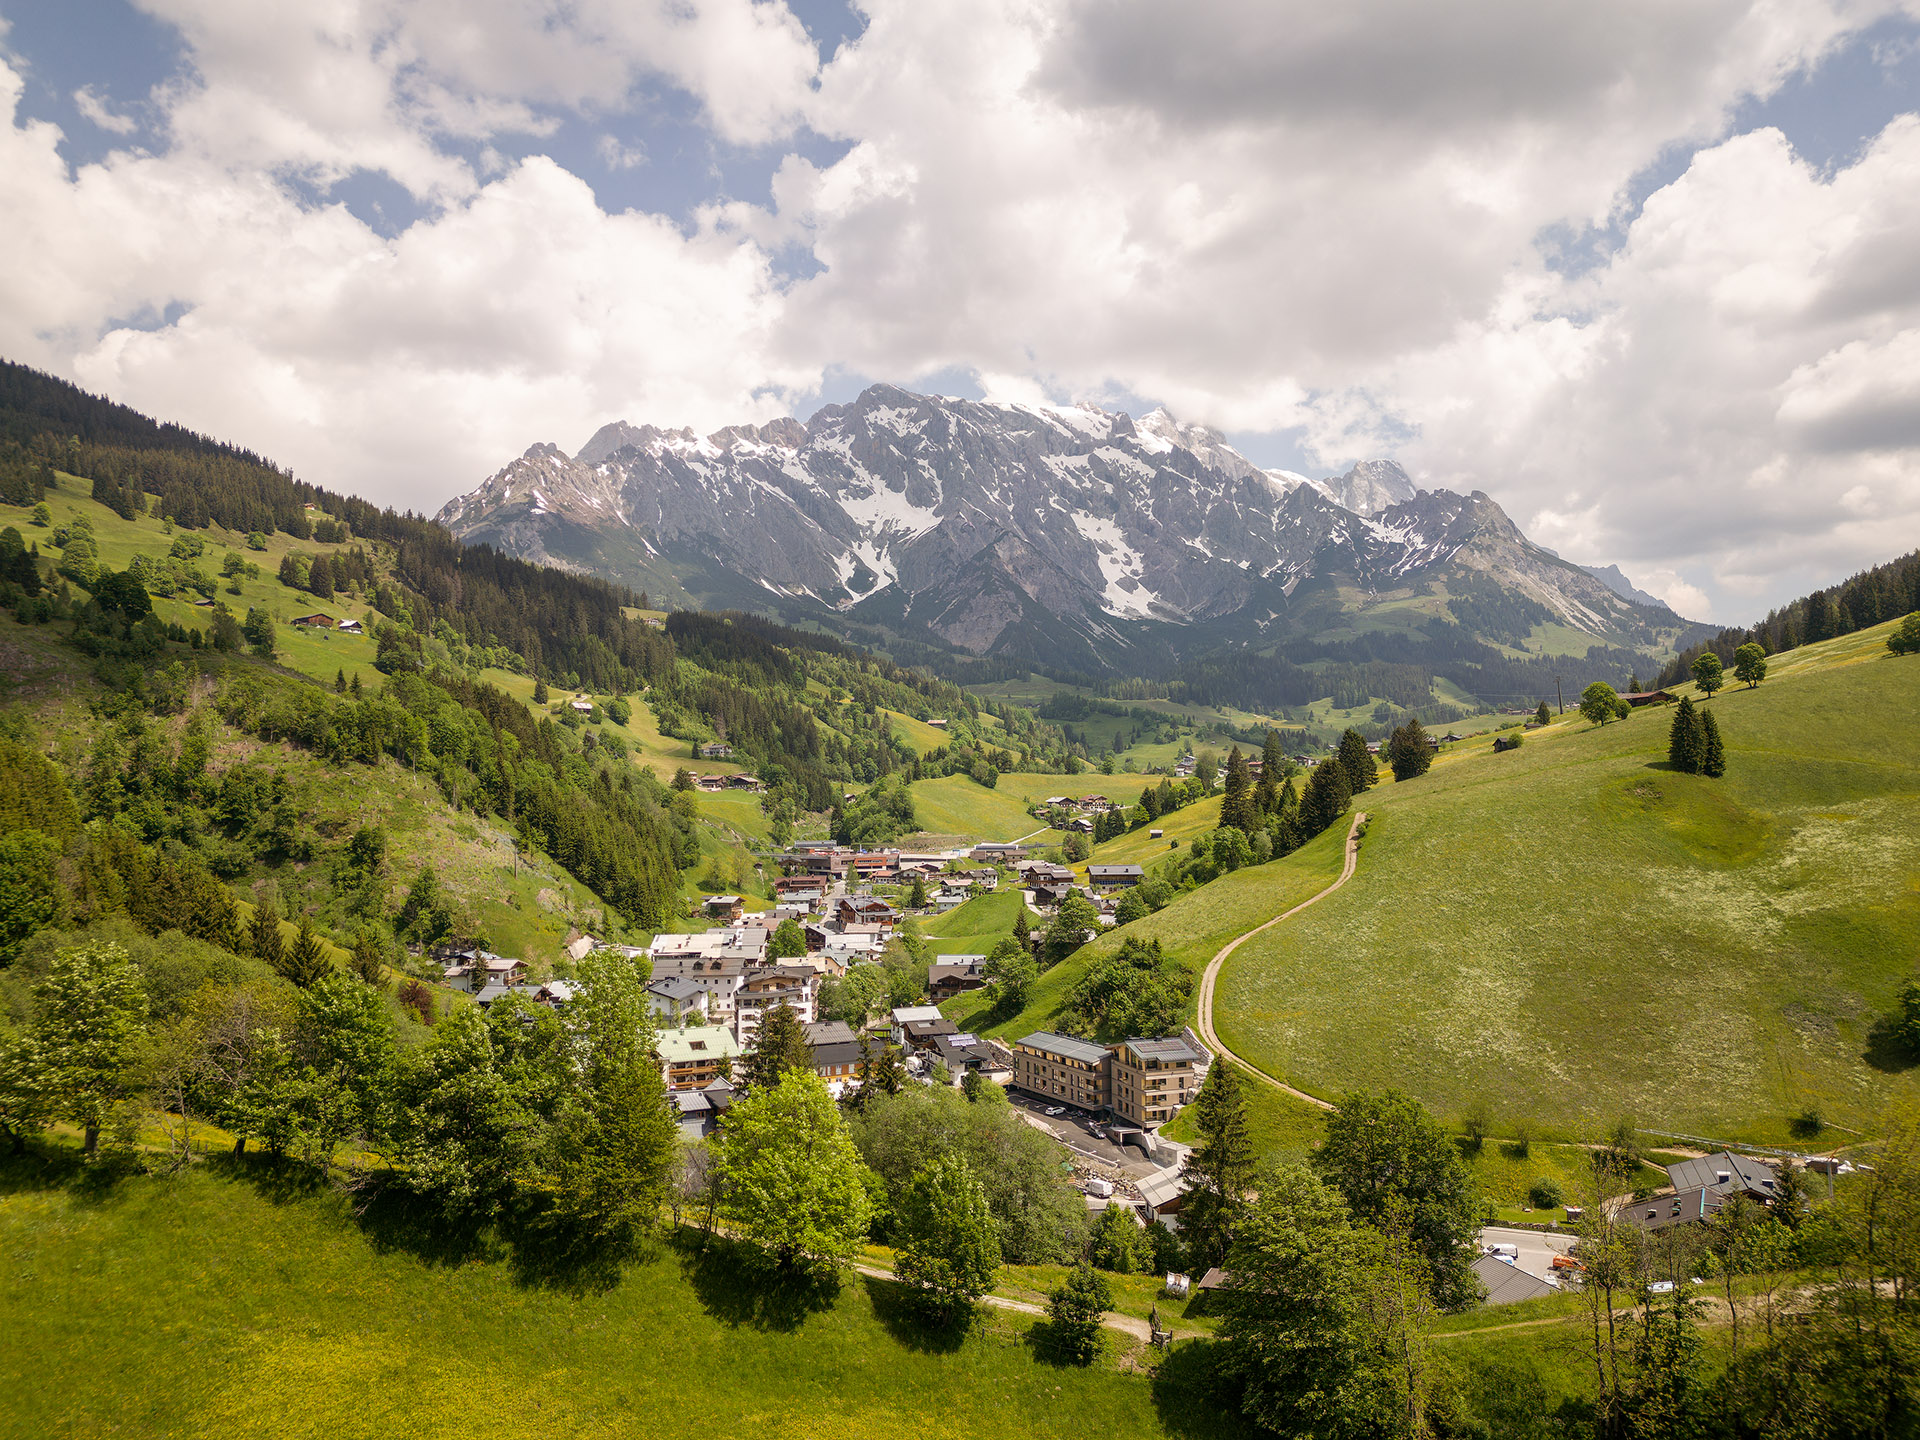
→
(1045, 1106, 1065, 1116)
(1486, 1243, 1519, 1260)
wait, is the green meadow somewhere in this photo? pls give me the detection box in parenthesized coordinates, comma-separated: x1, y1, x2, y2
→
(0, 1151, 1210, 1440)
(906, 772, 1071, 844)
(1213, 620, 1920, 1146)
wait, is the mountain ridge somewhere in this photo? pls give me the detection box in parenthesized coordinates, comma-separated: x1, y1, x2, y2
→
(436, 383, 1702, 679)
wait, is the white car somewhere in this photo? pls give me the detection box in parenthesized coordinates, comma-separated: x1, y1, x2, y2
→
(1045, 1106, 1065, 1116)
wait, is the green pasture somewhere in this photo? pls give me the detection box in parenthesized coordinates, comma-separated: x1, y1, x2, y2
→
(921, 889, 1036, 957)
(0, 1152, 1187, 1440)
(952, 823, 1351, 1044)
(907, 772, 1073, 843)
(881, 708, 952, 754)
(1213, 620, 1920, 1145)
(1087, 794, 1224, 870)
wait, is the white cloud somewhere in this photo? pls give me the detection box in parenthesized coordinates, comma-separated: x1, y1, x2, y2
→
(4, 0, 1920, 622)
(72, 85, 140, 135)
(0, 57, 809, 511)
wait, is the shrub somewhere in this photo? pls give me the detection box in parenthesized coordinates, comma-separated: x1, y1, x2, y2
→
(1528, 1177, 1563, 1210)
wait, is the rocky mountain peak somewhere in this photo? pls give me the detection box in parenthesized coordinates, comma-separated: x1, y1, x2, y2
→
(439, 384, 1687, 668)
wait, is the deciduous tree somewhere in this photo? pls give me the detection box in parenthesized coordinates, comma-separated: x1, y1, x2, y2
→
(1315, 1089, 1482, 1311)
(1579, 681, 1629, 726)
(894, 1152, 1000, 1319)
(11, 940, 150, 1156)
(1732, 642, 1768, 689)
(712, 1067, 873, 1271)
(1690, 650, 1724, 698)
(1047, 1258, 1113, 1364)
(768, 918, 807, 960)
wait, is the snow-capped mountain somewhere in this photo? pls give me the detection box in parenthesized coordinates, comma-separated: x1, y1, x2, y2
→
(436, 384, 1688, 668)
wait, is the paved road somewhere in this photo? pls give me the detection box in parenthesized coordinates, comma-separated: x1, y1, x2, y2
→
(1480, 1224, 1576, 1283)
(1193, 811, 1368, 1109)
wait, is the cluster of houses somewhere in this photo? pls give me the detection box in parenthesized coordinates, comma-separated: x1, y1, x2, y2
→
(287, 612, 365, 634)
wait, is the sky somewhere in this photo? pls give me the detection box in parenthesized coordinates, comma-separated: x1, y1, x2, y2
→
(3, 2, 1920, 622)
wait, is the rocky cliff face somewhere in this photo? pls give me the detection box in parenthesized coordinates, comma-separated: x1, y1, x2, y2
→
(437, 383, 1684, 664)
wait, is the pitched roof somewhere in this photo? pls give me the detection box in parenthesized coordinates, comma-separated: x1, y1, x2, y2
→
(1472, 1253, 1558, 1305)
(654, 1027, 741, 1064)
(1135, 1169, 1189, 1209)
(1665, 1151, 1777, 1196)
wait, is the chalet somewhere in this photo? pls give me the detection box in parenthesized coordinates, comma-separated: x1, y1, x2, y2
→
(1068, 817, 1096, 833)
(441, 950, 526, 993)
(725, 773, 764, 791)
(926, 717, 947, 728)
(971, 842, 1027, 862)
(1666, 1151, 1779, 1202)
(733, 965, 819, 1042)
(1078, 795, 1113, 810)
(1019, 861, 1075, 886)
(645, 977, 708, 1024)
(655, 1025, 740, 1091)
(804, 1020, 865, 1095)
(1627, 1186, 1726, 1233)
(928, 955, 989, 1002)
(930, 1031, 1000, 1075)
(1474, 1253, 1558, 1305)
(902, 1017, 960, 1051)
(699, 741, 735, 759)
(1029, 882, 1075, 908)
(774, 875, 829, 897)
(703, 894, 745, 921)
(531, 979, 576, 1006)
(568, 697, 593, 713)
(671, 1088, 717, 1140)
(890, 1005, 945, 1046)
(290, 613, 335, 628)
(695, 774, 729, 792)
(1088, 864, 1145, 888)
(1618, 690, 1676, 707)
(847, 851, 900, 877)
(834, 897, 899, 929)
(336, 618, 363, 635)
(1134, 1168, 1189, 1222)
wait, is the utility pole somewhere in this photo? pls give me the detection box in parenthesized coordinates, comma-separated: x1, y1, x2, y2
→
(1555, 675, 1564, 715)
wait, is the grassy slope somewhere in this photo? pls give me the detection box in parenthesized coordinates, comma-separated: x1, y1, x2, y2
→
(919, 889, 1038, 958)
(1215, 620, 1920, 1146)
(0, 1156, 1191, 1440)
(0, 481, 756, 956)
(907, 772, 1073, 844)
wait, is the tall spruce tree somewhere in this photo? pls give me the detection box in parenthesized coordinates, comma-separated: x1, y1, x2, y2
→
(1700, 709, 1726, 778)
(1387, 719, 1434, 781)
(1182, 1060, 1255, 1272)
(1256, 729, 1285, 815)
(279, 920, 332, 988)
(1668, 697, 1704, 774)
(1220, 746, 1255, 833)
(1536, 700, 1552, 726)
(1335, 728, 1376, 794)
(742, 1000, 812, 1093)
(1299, 758, 1352, 838)
(248, 900, 284, 970)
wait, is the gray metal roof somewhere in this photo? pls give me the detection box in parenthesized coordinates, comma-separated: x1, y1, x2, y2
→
(1665, 1151, 1777, 1196)
(1124, 1037, 1201, 1063)
(1017, 1031, 1111, 1065)
(1472, 1253, 1557, 1305)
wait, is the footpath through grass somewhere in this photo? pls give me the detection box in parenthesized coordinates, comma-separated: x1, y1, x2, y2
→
(1214, 622, 1920, 1146)
(0, 1149, 1218, 1440)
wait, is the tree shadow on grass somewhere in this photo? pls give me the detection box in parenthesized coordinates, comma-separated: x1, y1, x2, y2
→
(0, 1141, 92, 1198)
(1863, 1015, 1917, 1074)
(673, 1231, 842, 1332)
(1149, 1337, 1259, 1440)
(1024, 1318, 1102, 1368)
(202, 1150, 332, 1207)
(858, 1272, 972, 1354)
(505, 1209, 642, 1297)
(351, 1177, 499, 1270)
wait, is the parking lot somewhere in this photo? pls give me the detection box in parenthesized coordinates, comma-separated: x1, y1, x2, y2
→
(1005, 1091, 1174, 1180)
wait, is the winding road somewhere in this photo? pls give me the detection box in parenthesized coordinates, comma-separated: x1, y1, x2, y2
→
(1193, 810, 1369, 1111)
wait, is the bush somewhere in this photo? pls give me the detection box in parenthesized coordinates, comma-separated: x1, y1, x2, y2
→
(1528, 1177, 1563, 1210)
